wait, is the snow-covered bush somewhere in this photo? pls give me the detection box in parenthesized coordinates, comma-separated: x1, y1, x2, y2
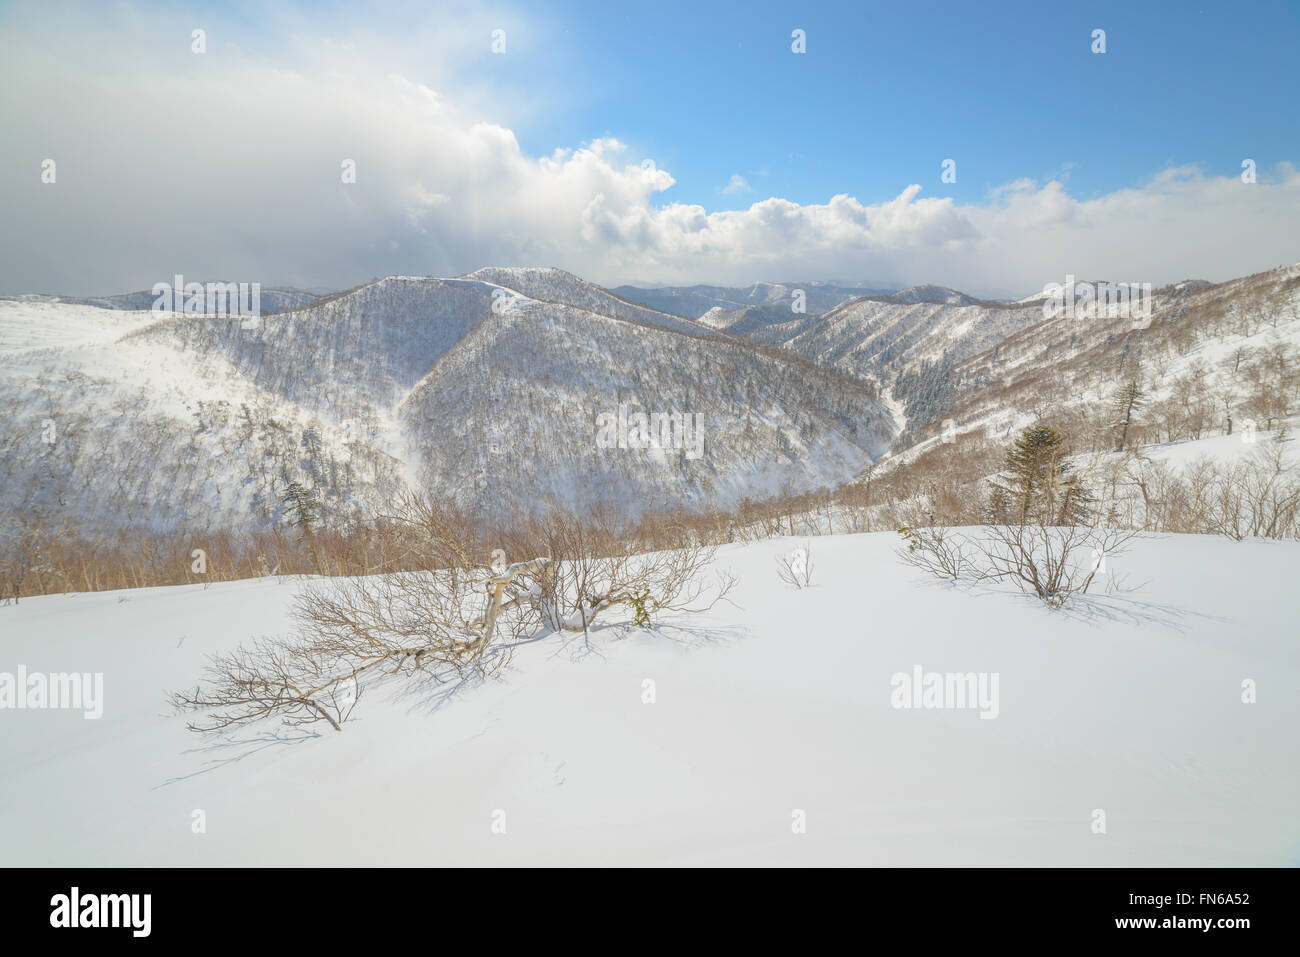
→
(170, 496, 736, 730)
(896, 524, 972, 582)
(896, 521, 1136, 608)
(775, 543, 814, 588)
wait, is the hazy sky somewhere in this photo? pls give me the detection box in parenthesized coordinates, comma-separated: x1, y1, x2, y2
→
(2, 0, 1298, 297)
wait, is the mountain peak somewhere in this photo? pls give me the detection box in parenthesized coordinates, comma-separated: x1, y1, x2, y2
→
(886, 284, 980, 306)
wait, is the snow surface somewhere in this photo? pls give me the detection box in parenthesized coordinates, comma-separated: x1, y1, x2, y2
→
(0, 300, 158, 356)
(1143, 418, 1300, 469)
(2, 531, 1296, 866)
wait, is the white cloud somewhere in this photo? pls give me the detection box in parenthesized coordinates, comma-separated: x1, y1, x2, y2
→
(721, 174, 752, 195)
(1, 12, 1297, 299)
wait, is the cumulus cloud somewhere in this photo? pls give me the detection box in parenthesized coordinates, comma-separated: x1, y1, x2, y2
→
(1, 10, 1297, 299)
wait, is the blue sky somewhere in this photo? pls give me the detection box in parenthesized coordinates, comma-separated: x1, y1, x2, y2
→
(430, 0, 1300, 208)
(2, 0, 1298, 295)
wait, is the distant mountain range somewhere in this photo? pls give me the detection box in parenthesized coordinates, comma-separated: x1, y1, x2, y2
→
(1, 285, 324, 314)
(611, 281, 894, 319)
(4, 262, 1295, 538)
(1, 268, 892, 534)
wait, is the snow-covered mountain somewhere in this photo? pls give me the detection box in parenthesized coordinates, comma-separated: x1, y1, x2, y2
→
(702, 267, 1299, 452)
(463, 267, 723, 339)
(865, 264, 1300, 467)
(884, 284, 983, 307)
(0, 269, 895, 535)
(0, 285, 324, 314)
(7, 261, 1296, 538)
(720, 293, 1048, 433)
(612, 280, 893, 319)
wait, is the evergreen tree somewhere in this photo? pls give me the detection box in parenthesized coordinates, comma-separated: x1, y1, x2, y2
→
(983, 483, 1012, 525)
(1055, 477, 1095, 527)
(988, 425, 1091, 526)
(1112, 379, 1147, 451)
(281, 481, 321, 532)
(300, 427, 324, 483)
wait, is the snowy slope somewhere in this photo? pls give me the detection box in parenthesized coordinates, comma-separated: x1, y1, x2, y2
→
(0, 271, 896, 532)
(612, 281, 891, 320)
(1143, 422, 1299, 468)
(885, 284, 982, 306)
(698, 285, 989, 342)
(885, 264, 1300, 460)
(463, 267, 723, 339)
(693, 302, 802, 336)
(736, 294, 1047, 431)
(1, 531, 1296, 866)
(775, 295, 1043, 376)
(0, 286, 323, 314)
(0, 299, 159, 355)
(396, 295, 892, 518)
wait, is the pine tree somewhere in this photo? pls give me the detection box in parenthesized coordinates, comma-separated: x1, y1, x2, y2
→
(988, 425, 1090, 526)
(983, 483, 1012, 524)
(281, 481, 321, 532)
(1112, 379, 1147, 451)
(301, 427, 323, 481)
(1055, 477, 1095, 526)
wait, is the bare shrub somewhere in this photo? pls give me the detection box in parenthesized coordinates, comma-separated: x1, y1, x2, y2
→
(0, 513, 70, 603)
(775, 542, 814, 588)
(895, 524, 973, 581)
(171, 498, 736, 731)
(170, 496, 541, 732)
(978, 523, 1139, 607)
(168, 638, 363, 732)
(897, 520, 1138, 607)
(502, 504, 736, 641)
